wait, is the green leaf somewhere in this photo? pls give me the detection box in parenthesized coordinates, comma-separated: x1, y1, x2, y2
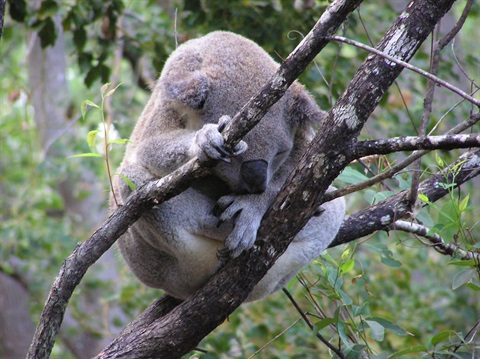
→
(366, 316, 410, 336)
(85, 66, 100, 88)
(313, 318, 335, 332)
(466, 282, 480, 291)
(365, 319, 385, 341)
(68, 153, 103, 159)
(449, 259, 476, 267)
(84, 99, 100, 109)
(431, 330, 458, 346)
(458, 194, 470, 212)
(38, 17, 57, 48)
(338, 167, 369, 184)
(418, 193, 430, 204)
(118, 174, 136, 191)
(388, 345, 428, 358)
(73, 28, 87, 50)
(452, 269, 475, 290)
(37, 0, 60, 20)
(337, 321, 352, 349)
(435, 151, 444, 167)
(338, 289, 352, 306)
(8, 0, 27, 22)
(340, 258, 355, 274)
(352, 303, 370, 317)
(108, 138, 130, 145)
(104, 82, 123, 98)
(87, 130, 101, 152)
(101, 83, 111, 97)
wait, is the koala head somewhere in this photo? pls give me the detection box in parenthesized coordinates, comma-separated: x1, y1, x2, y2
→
(158, 31, 325, 195)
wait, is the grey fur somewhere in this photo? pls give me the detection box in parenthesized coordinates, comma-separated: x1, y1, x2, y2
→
(112, 31, 345, 302)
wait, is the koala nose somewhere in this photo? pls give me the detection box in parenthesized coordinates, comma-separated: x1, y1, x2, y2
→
(240, 160, 268, 194)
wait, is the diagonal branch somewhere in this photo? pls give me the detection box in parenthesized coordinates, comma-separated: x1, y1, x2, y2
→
(391, 220, 480, 262)
(96, 0, 459, 358)
(324, 112, 480, 203)
(354, 133, 480, 158)
(331, 148, 480, 247)
(28, 1, 364, 358)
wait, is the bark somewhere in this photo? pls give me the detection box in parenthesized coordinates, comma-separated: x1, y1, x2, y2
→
(0, 0, 5, 39)
(28, 0, 473, 358)
(332, 148, 480, 247)
(354, 134, 480, 158)
(23, 4, 124, 359)
(27, 1, 364, 358)
(96, 0, 459, 358)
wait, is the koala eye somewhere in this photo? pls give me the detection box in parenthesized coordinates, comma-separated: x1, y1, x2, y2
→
(272, 150, 290, 171)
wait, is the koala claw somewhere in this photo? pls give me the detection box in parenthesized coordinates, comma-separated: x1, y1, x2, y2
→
(216, 247, 232, 262)
(212, 196, 235, 217)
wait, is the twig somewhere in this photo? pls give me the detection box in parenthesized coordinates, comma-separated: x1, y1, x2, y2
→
(246, 317, 303, 359)
(324, 112, 480, 203)
(391, 220, 480, 262)
(324, 36, 480, 108)
(27, 1, 364, 358)
(354, 133, 480, 158)
(282, 288, 345, 358)
(331, 148, 480, 247)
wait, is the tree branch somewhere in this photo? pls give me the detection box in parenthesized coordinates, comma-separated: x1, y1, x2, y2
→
(324, 112, 480, 203)
(324, 35, 480, 108)
(28, 1, 364, 358)
(354, 133, 480, 158)
(331, 148, 480, 247)
(96, 1, 459, 357)
(390, 220, 480, 262)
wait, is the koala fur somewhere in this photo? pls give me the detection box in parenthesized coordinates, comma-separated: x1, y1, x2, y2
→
(112, 31, 345, 302)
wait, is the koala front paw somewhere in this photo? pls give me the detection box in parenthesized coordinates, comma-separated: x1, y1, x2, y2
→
(193, 115, 247, 163)
(214, 195, 262, 258)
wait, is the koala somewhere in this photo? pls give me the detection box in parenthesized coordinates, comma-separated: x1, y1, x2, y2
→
(112, 31, 345, 302)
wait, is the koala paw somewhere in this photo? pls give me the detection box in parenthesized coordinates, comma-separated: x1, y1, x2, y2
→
(214, 194, 262, 258)
(193, 115, 247, 163)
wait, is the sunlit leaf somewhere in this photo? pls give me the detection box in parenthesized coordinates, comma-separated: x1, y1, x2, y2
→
(452, 269, 475, 290)
(388, 345, 428, 358)
(68, 153, 103, 159)
(87, 130, 101, 152)
(431, 330, 459, 346)
(108, 138, 130, 145)
(340, 258, 355, 274)
(118, 174, 136, 191)
(366, 319, 385, 341)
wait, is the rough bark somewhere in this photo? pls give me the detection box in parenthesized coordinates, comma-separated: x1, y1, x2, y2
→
(98, 146, 480, 357)
(332, 148, 480, 247)
(23, 5, 123, 359)
(354, 134, 480, 158)
(28, 0, 476, 358)
(27, 1, 364, 358)
(96, 0, 460, 358)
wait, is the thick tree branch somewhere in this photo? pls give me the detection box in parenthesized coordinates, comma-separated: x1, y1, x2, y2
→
(324, 112, 480, 203)
(28, 1, 363, 358)
(390, 220, 480, 262)
(354, 133, 480, 158)
(331, 148, 480, 247)
(96, 0, 459, 357)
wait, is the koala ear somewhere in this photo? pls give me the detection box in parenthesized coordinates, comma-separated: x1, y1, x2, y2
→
(288, 84, 328, 126)
(163, 71, 210, 110)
